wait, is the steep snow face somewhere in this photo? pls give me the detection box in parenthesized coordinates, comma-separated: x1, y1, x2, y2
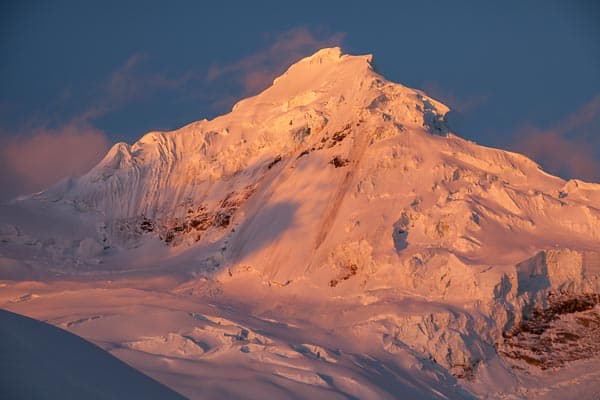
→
(42, 47, 447, 220)
(17, 48, 599, 270)
(2, 47, 600, 399)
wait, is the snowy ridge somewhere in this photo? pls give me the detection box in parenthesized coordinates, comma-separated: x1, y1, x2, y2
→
(2, 48, 600, 399)
(39, 47, 449, 218)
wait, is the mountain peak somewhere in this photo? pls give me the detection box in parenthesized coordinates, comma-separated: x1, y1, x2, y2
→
(271, 47, 373, 87)
(293, 46, 373, 66)
(300, 46, 344, 63)
(231, 47, 421, 119)
(4, 46, 600, 400)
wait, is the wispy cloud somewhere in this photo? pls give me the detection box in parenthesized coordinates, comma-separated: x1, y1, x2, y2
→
(0, 119, 110, 200)
(0, 52, 201, 200)
(207, 27, 345, 97)
(512, 94, 600, 182)
(558, 94, 600, 139)
(0, 26, 345, 200)
(84, 53, 197, 119)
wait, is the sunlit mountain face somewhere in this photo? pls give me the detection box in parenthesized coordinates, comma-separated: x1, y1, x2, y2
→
(2, 48, 600, 400)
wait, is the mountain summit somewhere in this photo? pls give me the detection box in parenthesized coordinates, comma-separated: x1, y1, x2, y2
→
(31, 48, 450, 228)
(2, 48, 600, 399)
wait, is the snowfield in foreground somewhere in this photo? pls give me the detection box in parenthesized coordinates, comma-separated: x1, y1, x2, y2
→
(1, 47, 600, 399)
(0, 308, 186, 399)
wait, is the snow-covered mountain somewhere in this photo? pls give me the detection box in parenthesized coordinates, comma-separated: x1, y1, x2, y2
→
(2, 47, 600, 399)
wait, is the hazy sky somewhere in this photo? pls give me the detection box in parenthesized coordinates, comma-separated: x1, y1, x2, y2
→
(1, 0, 599, 200)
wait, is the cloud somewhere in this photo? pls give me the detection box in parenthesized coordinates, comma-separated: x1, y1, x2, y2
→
(83, 53, 197, 119)
(0, 120, 110, 200)
(0, 27, 345, 200)
(559, 94, 600, 138)
(106, 54, 196, 101)
(207, 27, 345, 97)
(106, 53, 146, 103)
(514, 128, 599, 181)
(512, 95, 600, 182)
(0, 51, 202, 201)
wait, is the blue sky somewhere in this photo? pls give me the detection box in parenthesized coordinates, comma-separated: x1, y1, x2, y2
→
(1, 0, 599, 199)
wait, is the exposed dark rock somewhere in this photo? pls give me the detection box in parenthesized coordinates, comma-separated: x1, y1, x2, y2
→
(157, 185, 257, 246)
(163, 231, 175, 244)
(297, 149, 310, 159)
(214, 212, 231, 228)
(292, 126, 311, 142)
(327, 124, 351, 148)
(329, 264, 358, 287)
(330, 156, 349, 168)
(140, 217, 155, 232)
(501, 292, 600, 369)
(267, 155, 282, 169)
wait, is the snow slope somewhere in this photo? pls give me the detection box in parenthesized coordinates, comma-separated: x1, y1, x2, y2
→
(1, 47, 600, 399)
(0, 309, 186, 399)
